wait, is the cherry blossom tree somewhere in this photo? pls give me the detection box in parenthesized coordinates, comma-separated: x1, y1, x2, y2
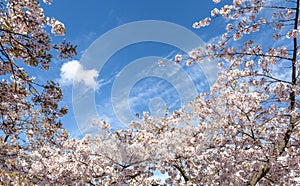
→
(2, 0, 300, 185)
(186, 0, 300, 184)
(0, 0, 76, 183)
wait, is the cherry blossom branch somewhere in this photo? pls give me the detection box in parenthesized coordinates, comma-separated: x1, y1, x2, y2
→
(0, 40, 18, 103)
(248, 166, 271, 186)
(0, 28, 30, 38)
(233, 52, 293, 61)
(248, 5, 297, 10)
(255, 73, 292, 84)
(173, 164, 190, 183)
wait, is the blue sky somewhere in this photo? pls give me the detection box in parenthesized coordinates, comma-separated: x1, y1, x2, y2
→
(40, 1, 226, 137)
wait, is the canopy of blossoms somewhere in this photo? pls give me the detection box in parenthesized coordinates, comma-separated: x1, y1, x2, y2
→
(0, 0, 299, 185)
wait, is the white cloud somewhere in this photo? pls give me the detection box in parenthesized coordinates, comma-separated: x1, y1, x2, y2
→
(59, 60, 98, 89)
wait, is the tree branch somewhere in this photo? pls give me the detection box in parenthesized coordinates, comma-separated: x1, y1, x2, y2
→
(248, 166, 271, 186)
(173, 164, 189, 183)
